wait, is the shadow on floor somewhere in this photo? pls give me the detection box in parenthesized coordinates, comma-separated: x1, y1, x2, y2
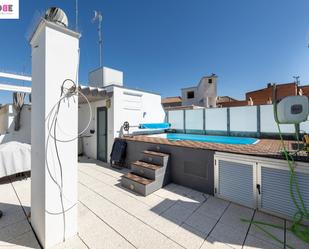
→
(0, 202, 38, 248)
(116, 180, 259, 248)
(0, 174, 38, 248)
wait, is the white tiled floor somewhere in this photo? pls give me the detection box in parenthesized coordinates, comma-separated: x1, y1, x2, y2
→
(0, 158, 308, 249)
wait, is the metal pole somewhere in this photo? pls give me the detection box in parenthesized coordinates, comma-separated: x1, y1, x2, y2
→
(92, 11, 103, 67)
(75, 0, 78, 31)
(98, 18, 102, 67)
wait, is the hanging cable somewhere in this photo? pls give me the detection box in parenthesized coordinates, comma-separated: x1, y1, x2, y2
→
(44, 78, 92, 242)
(242, 85, 309, 249)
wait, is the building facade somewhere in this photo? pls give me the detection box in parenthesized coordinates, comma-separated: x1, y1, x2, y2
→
(181, 74, 218, 108)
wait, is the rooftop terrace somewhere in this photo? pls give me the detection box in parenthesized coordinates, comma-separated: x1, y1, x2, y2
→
(0, 158, 307, 249)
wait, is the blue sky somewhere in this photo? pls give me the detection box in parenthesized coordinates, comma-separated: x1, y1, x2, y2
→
(0, 0, 309, 104)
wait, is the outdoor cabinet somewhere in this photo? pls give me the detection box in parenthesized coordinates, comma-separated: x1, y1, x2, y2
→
(258, 161, 309, 219)
(214, 152, 309, 221)
(214, 155, 257, 208)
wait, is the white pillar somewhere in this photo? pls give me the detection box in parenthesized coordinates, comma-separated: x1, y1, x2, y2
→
(30, 20, 80, 248)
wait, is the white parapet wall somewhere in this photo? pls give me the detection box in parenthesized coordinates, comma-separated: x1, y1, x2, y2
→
(167, 104, 309, 135)
(30, 20, 80, 248)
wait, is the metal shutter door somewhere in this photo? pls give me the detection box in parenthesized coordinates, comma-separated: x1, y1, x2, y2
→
(218, 160, 255, 208)
(260, 166, 309, 218)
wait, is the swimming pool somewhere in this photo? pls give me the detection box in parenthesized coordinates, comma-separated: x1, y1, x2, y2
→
(148, 133, 258, 145)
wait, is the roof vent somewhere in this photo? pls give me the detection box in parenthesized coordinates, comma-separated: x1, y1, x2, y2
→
(45, 7, 68, 28)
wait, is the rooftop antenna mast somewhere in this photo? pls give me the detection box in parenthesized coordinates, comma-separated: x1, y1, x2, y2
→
(92, 10, 103, 67)
(293, 75, 300, 86)
(75, 0, 78, 31)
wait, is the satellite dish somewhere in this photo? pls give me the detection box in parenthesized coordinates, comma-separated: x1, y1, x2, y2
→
(45, 7, 68, 28)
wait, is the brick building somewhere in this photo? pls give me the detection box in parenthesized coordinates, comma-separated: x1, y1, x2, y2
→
(162, 82, 309, 109)
(220, 82, 309, 107)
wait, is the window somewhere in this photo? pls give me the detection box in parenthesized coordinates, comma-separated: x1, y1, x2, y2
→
(208, 78, 213, 84)
(187, 91, 194, 99)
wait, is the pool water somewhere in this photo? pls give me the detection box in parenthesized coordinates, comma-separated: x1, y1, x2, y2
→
(149, 133, 258, 145)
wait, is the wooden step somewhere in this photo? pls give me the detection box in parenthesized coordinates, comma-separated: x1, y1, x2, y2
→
(122, 173, 153, 185)
(132, 161, 162, 170)
(143, 150, 169, 157)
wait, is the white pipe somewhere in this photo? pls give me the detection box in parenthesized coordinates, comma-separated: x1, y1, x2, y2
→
(0, 83, 31, 93)
(0, 72, 32, 81)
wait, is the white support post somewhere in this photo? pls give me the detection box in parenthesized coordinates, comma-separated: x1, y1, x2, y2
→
(30, 20, 80, 248)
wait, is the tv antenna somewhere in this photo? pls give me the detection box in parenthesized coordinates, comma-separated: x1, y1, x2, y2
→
(293, 76, 300, 85)
(75, 0, 78, 31)
(92, 10, 103, 67)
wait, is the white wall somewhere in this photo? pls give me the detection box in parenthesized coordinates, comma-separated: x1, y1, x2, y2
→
(230, 106, 257, 132)
(168, 104, 309, 134)
(78, 86, 165, 161)
(181, 76, 217, 107)
(197, 77, 217, 107)
(205, 108, 227, 131)
(181, 87, 197, 106)
(88, 66, 123, 88)
(78, 98, 113, 159)
(0, 105, 31, 144)
(168, 110, 184, 129)
(300, 117, 309, 133)
(260, 105, 295, 133)
(185, 109, 203, 130)
(113, 86, 165, 136)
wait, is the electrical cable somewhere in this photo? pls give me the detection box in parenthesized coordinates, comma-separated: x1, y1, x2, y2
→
(242, 85, 309, 249)
(46, 87, 92, 142)
(273, 85, 309, 243)
(44, 78, 93, 242)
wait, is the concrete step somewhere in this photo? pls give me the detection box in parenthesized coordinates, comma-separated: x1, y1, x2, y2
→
(142, 150, 169, 166)
(131, 161, 164, 180)
(121, 150, 171, 196)
(121, 173, 159, 196)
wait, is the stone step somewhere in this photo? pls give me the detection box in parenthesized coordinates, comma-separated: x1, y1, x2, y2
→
(142, 150, 169, 166)
(131, 161, 164, 180)
(121, 172, 159, 196)
(122, 172, 153, 185)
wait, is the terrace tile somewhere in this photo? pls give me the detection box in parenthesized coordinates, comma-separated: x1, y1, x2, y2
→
(196, 196, 230, 220)
(285, 221, 309, 249)
(0, 157, 306, 249)
(243, 234, 282, 249)
(248, 211, 284, 248)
